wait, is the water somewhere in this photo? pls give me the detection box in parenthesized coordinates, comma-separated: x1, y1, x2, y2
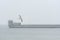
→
(0, 25, 60, 40)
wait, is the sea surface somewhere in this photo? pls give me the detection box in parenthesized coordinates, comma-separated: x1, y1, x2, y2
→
(0, 25, 60, 40)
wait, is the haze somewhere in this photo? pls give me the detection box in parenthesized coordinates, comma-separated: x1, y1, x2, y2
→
(0, 0, 59, 25)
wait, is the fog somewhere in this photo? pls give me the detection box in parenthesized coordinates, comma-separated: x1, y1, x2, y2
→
(0, 0, 59, 25)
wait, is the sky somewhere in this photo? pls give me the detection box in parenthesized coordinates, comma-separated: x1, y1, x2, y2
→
(0, 0, 59, 25)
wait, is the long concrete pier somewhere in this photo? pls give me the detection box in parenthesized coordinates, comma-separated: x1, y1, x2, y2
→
(9, 25, 60, 28)
(8, 20, 60, 28)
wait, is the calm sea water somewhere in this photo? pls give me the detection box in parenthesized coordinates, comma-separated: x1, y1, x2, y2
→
(0, 25, 60, 40)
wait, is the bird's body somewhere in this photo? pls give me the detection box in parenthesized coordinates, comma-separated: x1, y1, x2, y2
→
(19, 15, 23, 22)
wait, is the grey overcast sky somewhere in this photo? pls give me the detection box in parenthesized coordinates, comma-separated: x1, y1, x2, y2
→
(0, 0, 59, 25)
